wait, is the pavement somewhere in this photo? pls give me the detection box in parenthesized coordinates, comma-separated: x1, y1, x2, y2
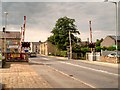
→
(0, 61, 93, 89)
(0, 62, 52, 89)
(39, 54, 118, 68)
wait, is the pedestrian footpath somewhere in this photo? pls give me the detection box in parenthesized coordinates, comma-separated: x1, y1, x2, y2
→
(0, 62, 52, 89)
(39, 54, 118, 68)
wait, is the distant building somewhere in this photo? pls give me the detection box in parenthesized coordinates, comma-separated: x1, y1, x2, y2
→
(40, 41, 59, 55)
(30, 41, 41, 53)
(79, 41, 89, 47)
(0, 31, 21, 52)
(101, 36, 120, 47)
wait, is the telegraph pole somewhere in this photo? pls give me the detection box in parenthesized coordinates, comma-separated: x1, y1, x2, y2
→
(69, 30, 72, 59)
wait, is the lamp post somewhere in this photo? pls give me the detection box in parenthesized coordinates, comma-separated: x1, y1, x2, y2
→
(69, 30, 72, 59)
(4, 12, 8, 53)
(104, 0, 118, 63)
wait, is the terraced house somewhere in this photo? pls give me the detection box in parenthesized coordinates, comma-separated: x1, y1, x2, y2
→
(0, 31, 21, 53)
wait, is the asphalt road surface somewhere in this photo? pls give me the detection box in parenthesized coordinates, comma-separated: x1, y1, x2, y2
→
(29, 55, 119, 89)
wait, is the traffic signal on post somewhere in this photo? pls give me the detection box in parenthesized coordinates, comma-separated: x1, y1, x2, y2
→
(88, 43, 95, 48)
(22, 42, 30, 47)
(3, 27, 5, 32)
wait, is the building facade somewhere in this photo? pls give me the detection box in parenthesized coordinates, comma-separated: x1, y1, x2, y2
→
(40, 41, 59, 55)
(0, 31, 21, 53)
(101, 36, 120, 47)
(30, 41, 41, 53)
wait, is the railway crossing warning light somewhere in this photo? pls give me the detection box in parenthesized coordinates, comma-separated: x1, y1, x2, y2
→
(22, 42, 30, 47)
(88, 43, 95, 48)
(3, 27, 5, 32)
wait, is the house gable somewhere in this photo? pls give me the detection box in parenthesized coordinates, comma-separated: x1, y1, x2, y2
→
(101, 36, 115, 47)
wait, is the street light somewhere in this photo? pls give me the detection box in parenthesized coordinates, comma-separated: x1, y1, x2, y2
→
(104, 0, 118, 63)
(69, 30, 72, 59)
(4, 12, 8, 53)
(4, 12, 8, 29)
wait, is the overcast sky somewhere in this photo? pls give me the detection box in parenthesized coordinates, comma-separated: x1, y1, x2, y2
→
(0, 0, 120, 42)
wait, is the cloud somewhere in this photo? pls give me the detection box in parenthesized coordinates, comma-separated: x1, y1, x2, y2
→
(25, 27, 52, 42)
(1, 2, 118, 42)
(1, 0, 105, 2)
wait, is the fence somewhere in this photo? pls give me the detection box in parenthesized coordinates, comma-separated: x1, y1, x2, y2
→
(86, 52, 100, 61)
(101, 50, 120, 56)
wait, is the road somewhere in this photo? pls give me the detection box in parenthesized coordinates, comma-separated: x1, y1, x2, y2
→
(29, 55, 119, 89)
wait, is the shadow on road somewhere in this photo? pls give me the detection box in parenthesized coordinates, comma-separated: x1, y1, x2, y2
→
(29, 62, 44, 65)
(2, 62, 11, 68)
(2, 62, 29, 69)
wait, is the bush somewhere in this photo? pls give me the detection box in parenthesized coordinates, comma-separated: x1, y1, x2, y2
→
(55, 51, 67, 57)
(107, 46, 116, 51)
(59, 51, 67, 57)
(102, 46, 107, 51)
(95, 46, 101, 52)
(81, 47, 90, 53)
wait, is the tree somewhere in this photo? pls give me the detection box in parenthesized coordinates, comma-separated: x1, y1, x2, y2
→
(96, 38, 103, 46)
(48, 16, 80, 50)
(94, 38, 103, 52)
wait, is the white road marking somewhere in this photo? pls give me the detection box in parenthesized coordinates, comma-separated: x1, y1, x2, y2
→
(30, 58, 118, 88)
(41, 57, 49, 60)
(30, 60, 95, 88)
(30, 57, 49, 60)
(46, 65, 96, 88)
(59, 61, 119, 76)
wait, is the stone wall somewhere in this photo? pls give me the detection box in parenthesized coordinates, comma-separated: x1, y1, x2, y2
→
(98, 56, 118, 64)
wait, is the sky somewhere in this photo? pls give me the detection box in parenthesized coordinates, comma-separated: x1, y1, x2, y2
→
(0, 0, 120, 42)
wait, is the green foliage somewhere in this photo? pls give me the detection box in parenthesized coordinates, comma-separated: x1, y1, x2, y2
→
(72, 44, 81, 53)
(55, 50, 67, 57)
(96, 38, 103, 46)
(81, 47, 90, 53)
(59, 51, 67, 57)
(101, 46, 116, 51)
(48, 35, 55, 45)
(107, 46, 116, 51)
(118, 46, 120, 51)
(48, 16, 80, 50)
(95, 46, 101, 52)
(102, 46, 107, 51)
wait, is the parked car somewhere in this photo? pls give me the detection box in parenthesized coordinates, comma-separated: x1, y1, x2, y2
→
(29, 52, 37, 57)
(107, 53, 120, 58)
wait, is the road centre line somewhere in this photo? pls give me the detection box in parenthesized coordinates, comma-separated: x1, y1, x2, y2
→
(59, 61, 119, 76)
(46, 65, 96, 88)
(30, 60, 95, 88)
(41, 57, 49, 60)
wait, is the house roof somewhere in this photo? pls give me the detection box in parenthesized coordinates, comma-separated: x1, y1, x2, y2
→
(0, 31, 20, 39)
(109, 36, 120, 41)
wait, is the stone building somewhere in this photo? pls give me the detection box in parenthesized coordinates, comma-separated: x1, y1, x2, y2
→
(101, 36, 120, 47)
(40, 41, 59, 55)
(0, 31, 21, 52)
(30, 41, 41, 53)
